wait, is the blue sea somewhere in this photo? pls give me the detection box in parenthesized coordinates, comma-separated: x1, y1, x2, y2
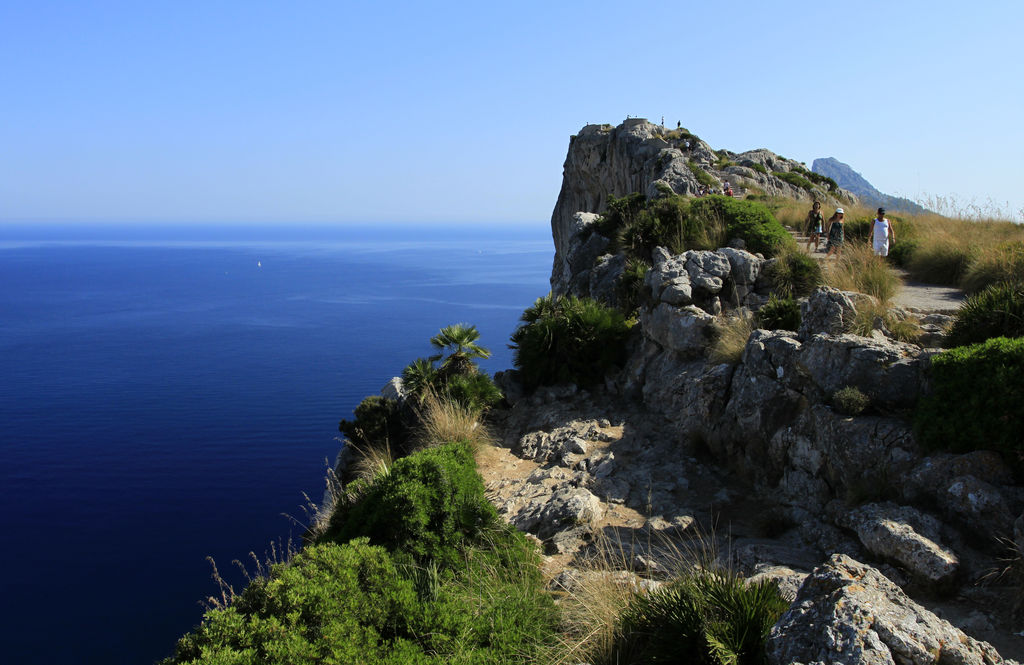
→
(0, 222, 553, 665)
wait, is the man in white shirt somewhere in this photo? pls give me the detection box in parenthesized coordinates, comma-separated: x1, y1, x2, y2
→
(872, 207, 895, 256)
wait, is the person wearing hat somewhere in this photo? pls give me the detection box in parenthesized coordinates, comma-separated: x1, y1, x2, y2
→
(825, 207, 846, 258)
(871, 207, 895, 257)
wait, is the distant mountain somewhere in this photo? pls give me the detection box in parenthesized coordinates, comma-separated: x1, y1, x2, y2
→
(811, 157, 927, 215)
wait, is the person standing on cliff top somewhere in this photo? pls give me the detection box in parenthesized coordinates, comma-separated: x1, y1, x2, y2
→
(805, 201, 824, 252)
(825, 207, 845, 258)
(871, 207, 895, 257)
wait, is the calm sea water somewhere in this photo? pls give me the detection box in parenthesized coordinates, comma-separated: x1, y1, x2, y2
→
(0, 223, 552, 665)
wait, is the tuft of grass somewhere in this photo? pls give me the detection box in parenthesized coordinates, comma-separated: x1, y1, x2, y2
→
(961, 241, 1024, 295)
(414, 390, 493, 455)
(557, 524, 786, 663)
(824, 242, 900, 304)
(946, 281, 1024, 347)
(709, 310, 754, 365)
(350, 440, 395, 484)
(757, 294, 801, 331)
(769, 245, 823, 297)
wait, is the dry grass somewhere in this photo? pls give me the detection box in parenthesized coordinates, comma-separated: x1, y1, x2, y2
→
(414, 390, 494, 454)
(709, 310, 753, 365)
(551, 527, 725, 665)
(896, 210, 1024, 290)
(824, 242, 900, 304)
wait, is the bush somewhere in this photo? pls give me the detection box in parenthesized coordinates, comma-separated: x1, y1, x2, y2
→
(593, 193, 647, 240)
(887, 238, 919, 267)
(832, 386, 870, 416)
(510, 294, 633, 390)
(612, 570, 788, 665)
(907, 240, 974, 286)
(616, 258, 651, 316)
(757, 294, 801, 331)
(772, 171, 813, 192)
(688, 160, 720, 189)
(321, 441, 497, 567)
(339, 395, 406, 448)
(441, 372, 503, 412)
(915, 337, 1024, 454)
(161, 539, 424, 665)
(961, 240, 1024, 294)
(748, 162, 768, 175)
(946, 282, 1024, 347)
(689, 196, 791, 256)
(164, 533, 559, 664)
(768, 249, 823, 298)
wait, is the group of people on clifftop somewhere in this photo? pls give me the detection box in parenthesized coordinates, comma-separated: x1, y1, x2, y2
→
(804, 201, 894, 258)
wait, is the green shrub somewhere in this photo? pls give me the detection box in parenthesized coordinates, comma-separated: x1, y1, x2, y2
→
(907, 242, 974, 286)
(768, 249, 823, 297)
(616, 258, 651, 316)
(162, 539, 424, 664)
(757, 294, 801, 331)
(916, 337, 1024, 454)
(689, 196, 791, 257)
(772, 171, 813, 192)
(888, 238, 919, 267)
(163, 536, 559, 664)
(946, 282, 1024, 347)
(441, 372, 503, 412)
(322, 442, 496, 567)
(612, 569, 788, 665)
(832, 386, 870, 416)
(593, 193, 647, 240)
(842, 216, 874, 243)
(748, 162, 768, 175)
(510, 294, 633, 390)
(688, 160, 720, 189)
(339, 395, 406, 448)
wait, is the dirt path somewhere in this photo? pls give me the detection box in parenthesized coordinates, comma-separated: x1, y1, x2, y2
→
(787, 229, 965, 314)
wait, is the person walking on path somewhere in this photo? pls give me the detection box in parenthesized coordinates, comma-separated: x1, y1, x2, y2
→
(825, 207, 846, 258)
(805, 201, 824, 252)
(872, 207, 895, 256)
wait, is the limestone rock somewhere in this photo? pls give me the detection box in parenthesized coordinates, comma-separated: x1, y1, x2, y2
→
(766, 554, 1012, 665)
(799, 333, 922, 407)
(380, 376, 406, 403)
(539, 487, 603, 534)
(799, 286, 875, 339)
(641, 303, 717, 357)
(837, 502, 959, 586)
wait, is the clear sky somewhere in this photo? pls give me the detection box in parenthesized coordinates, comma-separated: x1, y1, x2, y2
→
(2, 0, 1021, 224)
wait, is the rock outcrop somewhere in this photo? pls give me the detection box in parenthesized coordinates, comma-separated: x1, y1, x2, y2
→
(767, 554, 1012, 665)
(550, 119, 851, 294)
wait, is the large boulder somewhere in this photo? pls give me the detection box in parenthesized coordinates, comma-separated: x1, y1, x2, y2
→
(642, 303, 717, 357)
(799, 286, 875, 340)
(835, 502, 959, 587)
(767, 554, 1013, 665)
(799, 333, 923, 407)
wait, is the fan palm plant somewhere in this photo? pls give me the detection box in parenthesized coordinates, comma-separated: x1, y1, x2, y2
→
(429, 323, 491, 378)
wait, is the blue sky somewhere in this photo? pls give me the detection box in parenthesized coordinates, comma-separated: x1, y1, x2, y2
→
(2, 1, 1021, 224)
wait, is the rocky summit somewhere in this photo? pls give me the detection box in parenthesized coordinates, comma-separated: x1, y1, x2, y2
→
(368, 120, 1024, 662)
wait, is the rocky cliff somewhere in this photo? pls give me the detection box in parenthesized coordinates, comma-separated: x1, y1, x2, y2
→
(359, 121, 1023, 662)
(551, 119, 854, 294)
(504, 121, 1022, 660)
